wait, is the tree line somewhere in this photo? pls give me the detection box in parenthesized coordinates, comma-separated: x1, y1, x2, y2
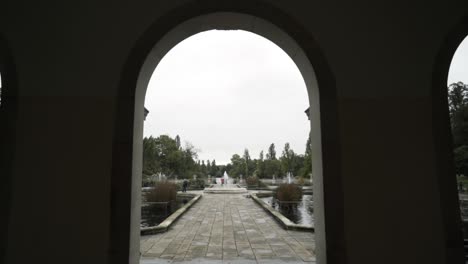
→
(449, 82, 468, 176)
(226, 140, 312, 179)
(142, 134, 312, 182)
(143, 82, 467, 182)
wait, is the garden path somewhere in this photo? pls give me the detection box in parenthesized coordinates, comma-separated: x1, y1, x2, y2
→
(140, 193, 315, 264)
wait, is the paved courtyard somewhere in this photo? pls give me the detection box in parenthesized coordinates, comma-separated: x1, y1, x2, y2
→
(140, 193, 316, 263)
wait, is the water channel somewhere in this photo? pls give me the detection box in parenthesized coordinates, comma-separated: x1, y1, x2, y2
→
(260, 194, 314, 226)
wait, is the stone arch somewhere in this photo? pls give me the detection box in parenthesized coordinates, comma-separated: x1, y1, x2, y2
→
(431, 15, 468, 262)
(112, 3, 344, 264)
(0, 36, 18, 261)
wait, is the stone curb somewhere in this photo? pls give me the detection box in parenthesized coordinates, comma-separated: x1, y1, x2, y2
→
(250, 193, 314, 232)
(141, 194, 202, 235)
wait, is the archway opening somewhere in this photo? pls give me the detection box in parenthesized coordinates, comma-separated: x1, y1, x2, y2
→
(448, 35, 468, 250)
(132, 12, 325, 263)
(112, 11, 343, 264)
(140, 28, 313, 261)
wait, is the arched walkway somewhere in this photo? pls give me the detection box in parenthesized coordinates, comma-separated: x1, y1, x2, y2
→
(112, 5, 342, 264)
(431, 16, 468, 262)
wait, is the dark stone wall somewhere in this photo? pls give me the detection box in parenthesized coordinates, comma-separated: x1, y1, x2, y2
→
(1, 1, 467, 264)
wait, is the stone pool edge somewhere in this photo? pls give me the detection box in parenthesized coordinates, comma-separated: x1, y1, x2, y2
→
(251, 193, 314, 232)
(140, 193, 202, 235)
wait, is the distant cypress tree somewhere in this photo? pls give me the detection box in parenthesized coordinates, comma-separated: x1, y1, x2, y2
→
(206, 160, 211, 175)
(266, 143, 276, 160)
(175, 135, 181, 149)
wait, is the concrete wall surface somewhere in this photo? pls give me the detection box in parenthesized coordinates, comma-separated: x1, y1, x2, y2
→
(1, 1, 467, 264)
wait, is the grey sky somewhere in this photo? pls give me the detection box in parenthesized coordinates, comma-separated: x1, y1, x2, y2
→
(143, 30, 309, 165)
(143, 31, 468, 165)
(448, 35, 468, 85)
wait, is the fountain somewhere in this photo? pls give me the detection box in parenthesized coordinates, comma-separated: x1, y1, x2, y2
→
(287, 172, 292, 184)
(240, 174, 243, 184)
(223, 171, 229, 184)
(156, 172, 167, 182)
(204, 171, 247, 193)
(272, 174, 276, 184)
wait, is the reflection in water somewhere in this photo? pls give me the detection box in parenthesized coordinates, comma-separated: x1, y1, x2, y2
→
(261, 195, 314, 226)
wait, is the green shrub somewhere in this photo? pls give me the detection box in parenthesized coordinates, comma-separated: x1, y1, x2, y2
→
(245, 176, 258, 185)
(189, 178, 205, 189)
(276, 183, 302, 201)
(145, 181, 177, 202)
(246, 176, 258, 186)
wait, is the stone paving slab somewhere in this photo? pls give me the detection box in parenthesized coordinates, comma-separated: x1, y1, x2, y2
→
(141, 193, 315, 263)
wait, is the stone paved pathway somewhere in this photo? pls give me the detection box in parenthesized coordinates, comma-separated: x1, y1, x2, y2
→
(140, 193, 315, 263)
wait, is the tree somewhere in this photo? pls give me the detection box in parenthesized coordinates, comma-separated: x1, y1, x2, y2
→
(229, 154, 245, 177)
(293, 155, 305, 176)
(256, 150, 265, 178)
(243, 149, 251, 176)
(264, 159, 282, 178)
(266, 143, 276, 160)
(299, 134, 313, 178)
(224, 163, 233, 176)
(175, 135, 181, 149)
(305, 135, 312, 157)
(210, 159, 218, 176)
(449, 82, 468, 148)
(142, 135, 199, 180)
(181, 142, 198, 178)
(448, 82, 468, 176)
(280, 143, 296, 175)
(243, 149, 251, 163)
(156, 135, 184, 177)
(142, 136, 160, 176)
(449, 82, 468, 118)
(454, 145, 468, 176)
(201, 160, 207, 176)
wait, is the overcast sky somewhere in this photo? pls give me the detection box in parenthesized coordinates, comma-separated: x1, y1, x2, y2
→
(143, 31, 468, 165)
(448, 35, 468, 85)
(143, 30, 309, 164)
